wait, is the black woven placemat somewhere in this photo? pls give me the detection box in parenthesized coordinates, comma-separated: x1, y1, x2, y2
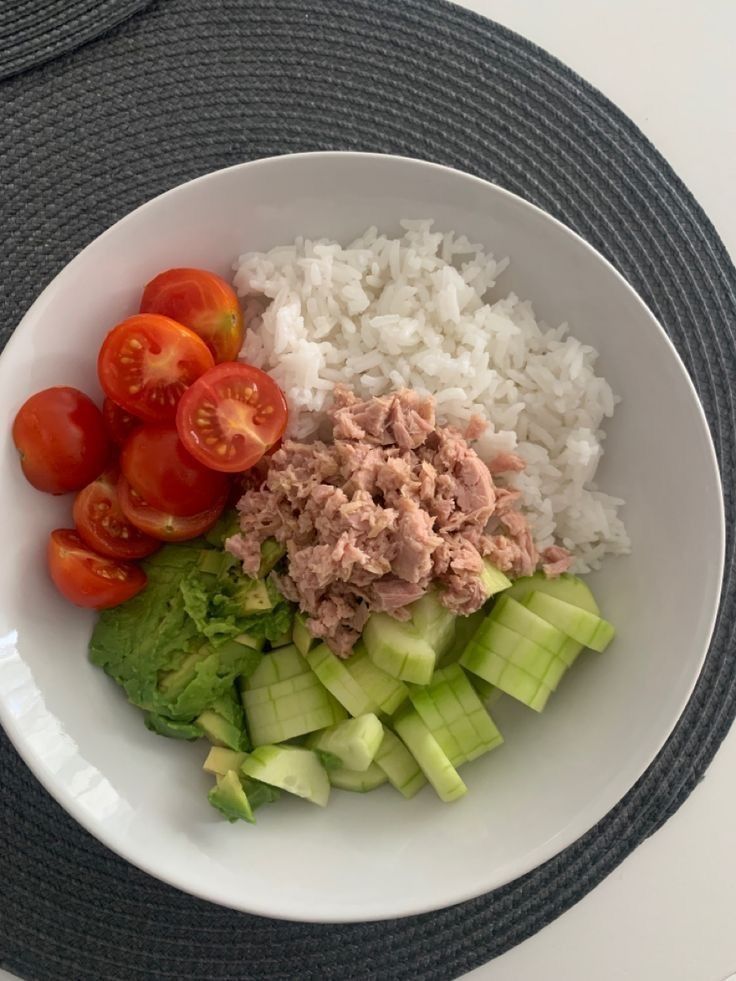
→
(2, 1, 735, 979)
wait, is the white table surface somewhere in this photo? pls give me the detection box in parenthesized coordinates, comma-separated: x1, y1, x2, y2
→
(2, 3, 735, 980)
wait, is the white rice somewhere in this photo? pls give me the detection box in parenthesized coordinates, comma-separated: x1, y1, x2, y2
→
(233, 221, 630, 572)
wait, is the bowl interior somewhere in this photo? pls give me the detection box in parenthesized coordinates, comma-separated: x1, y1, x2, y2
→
(0, 152, 723, 921)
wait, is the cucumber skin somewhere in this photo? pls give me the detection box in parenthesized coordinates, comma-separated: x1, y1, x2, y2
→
(374, 729, 427, 799)
(329, 761, 388, 792)
(393, 706, 467, 803)
(241, 745, 330, 807)
(505, 572, 599, 614)
(307, 644, 377, 717)
(525, 592, 615, 651)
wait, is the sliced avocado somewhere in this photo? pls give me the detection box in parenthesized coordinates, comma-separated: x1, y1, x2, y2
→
(268, 628, 293, 650)
(235, 578, 274, 614)
(258, 538, 286, 577)
(145, 713, 201, 740)
(197, 549, 238, 577)
(196, 709, 248, 751)
(157, 650, 207, 697)
(203, 746, 248, 776)
(207, 770, 255, 823)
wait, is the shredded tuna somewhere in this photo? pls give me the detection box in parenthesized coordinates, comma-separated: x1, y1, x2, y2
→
(488, 452, 527, 475)
(228, 388, 563, 655)
(541, 545, 574, 577)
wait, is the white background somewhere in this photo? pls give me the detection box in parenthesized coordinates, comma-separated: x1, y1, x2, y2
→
(456, 2, 736, 980)
(2, 2, 735, 980)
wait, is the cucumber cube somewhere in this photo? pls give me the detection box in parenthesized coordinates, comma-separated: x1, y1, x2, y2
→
(525, 592, 615, 652)
(363, 613, 436, 685)
(505, 571, 599, 614)
(307, 713, 384, 771)
(292, 613, 316, 656)
(490, 595, 569, 654)
(374, 729, 427, 799)
(242, 745, 330, 806)
(306, 644, 377, 717)
(328, 761, 388, 792)
(393, 706, 467, 803)
(244, 644, 309, 690)
(344, 643, 409, 715)
(242, 670, 347, 746)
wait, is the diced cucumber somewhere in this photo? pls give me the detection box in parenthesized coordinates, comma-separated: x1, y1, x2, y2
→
(374, 729, 427, 798)
(393, 706, 467, 803)
(438, 608, 486, 668)
(480, 560, 513, 597)
(409, 591, 456, 659)
(343, 643, 409, 715)
(203, 746, 248, 776)
(490, 595, 569, 655)
(467, 620, 565, 688)
(307, 713, 384, 771)
(241, 745, 330, 806)
(329, 761, 388, 792)
(306, 643, 377, 717)
(462, 642, 553, 712)
(525, 592, 615, 652)
(244, 644, 309, 690)
(363, 613, 436, 685)
(504, 571, 599, 614)
(208, 769, 255, 823)
(468, 674, 496, 702)
(292, 612, 316, 656)
(411, 665, 503, 765)
(242, 671, 347, 746)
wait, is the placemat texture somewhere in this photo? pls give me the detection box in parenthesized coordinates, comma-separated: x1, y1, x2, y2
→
(0, 0, 152, 82)
(2, 1, 735, 979)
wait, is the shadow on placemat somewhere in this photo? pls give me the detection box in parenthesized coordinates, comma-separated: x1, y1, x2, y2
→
(2, 1, 736, 979)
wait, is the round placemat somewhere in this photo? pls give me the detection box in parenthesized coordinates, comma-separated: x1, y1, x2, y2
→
(0, 0, 152, 82)
(2, 1, 735, 979)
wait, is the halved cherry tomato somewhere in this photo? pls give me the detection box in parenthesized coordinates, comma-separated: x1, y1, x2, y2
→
(97, 314, 214, 423)
(73, 468, 160, 560)
(120, 425, 228, 516)
(12, 387, 110, 494)
(176, 363, 288, 473)
(48, 529, 146, 609)
(118, 476, 226, 542)
(140, 268, 245, 363)
(102, 397, 142, 447)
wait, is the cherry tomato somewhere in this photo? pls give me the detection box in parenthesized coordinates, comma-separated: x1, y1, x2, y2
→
(97, 314, 214, 423)
(176, 363, 288, 473)
(102, 397, 142, 447)
(140, 268, 245, 363)
(12, 387, 110, 494)
(73, 468, 160, 560)
(118, 476, 226, 542)
(48, 529, 146, 609)
(120, 425, 228, 517)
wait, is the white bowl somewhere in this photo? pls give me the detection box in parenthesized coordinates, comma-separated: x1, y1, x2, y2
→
(0, 152, 724, 922)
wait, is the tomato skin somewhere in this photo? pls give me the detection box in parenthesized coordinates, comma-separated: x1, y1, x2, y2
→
(73, 468, 160, 559)
(120, 425, 228, 517)
(97, 314, 215, 423)
(176, 363, 288, 473)
(140, 268, 245, 363)
(102, 397, 142, 447)
(12, 387, 110, 494)
(118, 476, 226, 541)
(48, 529, 146, 609)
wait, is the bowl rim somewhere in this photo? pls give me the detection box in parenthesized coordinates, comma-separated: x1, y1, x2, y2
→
(0, 150, 726, 921)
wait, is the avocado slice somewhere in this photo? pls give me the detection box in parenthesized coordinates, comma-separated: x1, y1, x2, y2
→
(145, 713, 201, 741)
(235, 578, 274, 613)
(207, 770, 255, 823)
(196, 709, 248, 751)
(203, 747, 248, 776)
